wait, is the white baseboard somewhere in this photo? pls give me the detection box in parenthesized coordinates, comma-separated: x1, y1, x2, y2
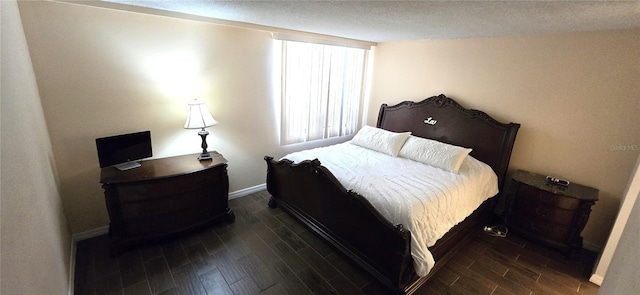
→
(228, 183, 266, 199)
(71, 184, 267, 242)
(67, 183, 268, 292)
(583, 240, 602, 253)
(72, 225, 109, 242)
(589, 274, 603, 286)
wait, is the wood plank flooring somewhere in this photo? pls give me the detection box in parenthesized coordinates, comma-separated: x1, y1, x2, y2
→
(74, 190, 599, 295)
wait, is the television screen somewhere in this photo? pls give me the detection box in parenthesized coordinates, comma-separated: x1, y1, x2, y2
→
(96, 131, 152, 170)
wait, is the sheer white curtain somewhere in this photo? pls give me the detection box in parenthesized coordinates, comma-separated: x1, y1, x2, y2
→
(281, 41, 366, 145)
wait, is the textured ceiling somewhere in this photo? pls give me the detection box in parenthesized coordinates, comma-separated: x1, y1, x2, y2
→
(102, 0, 640, 42)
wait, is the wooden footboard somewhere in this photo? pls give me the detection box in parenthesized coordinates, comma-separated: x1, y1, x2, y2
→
(265, 156, 415, 292)
(265, 95, 520, 293)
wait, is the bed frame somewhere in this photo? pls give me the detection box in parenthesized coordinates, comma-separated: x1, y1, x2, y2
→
(264, 94, 520, 294)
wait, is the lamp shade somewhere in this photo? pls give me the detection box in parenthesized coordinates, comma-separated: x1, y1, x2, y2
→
(184, 99, 218, 129)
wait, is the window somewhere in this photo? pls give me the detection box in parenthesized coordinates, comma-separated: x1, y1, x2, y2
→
(280, 40, 368, 145)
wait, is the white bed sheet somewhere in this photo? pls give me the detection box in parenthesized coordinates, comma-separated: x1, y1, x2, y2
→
(283, 141, 499, 277)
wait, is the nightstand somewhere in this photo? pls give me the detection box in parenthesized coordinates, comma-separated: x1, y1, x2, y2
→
(504, 170, 598, 258)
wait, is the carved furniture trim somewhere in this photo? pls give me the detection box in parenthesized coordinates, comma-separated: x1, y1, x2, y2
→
(101, 152, 234, 255)
(504, 170, 598, 258)
(265, 94, 520, 293)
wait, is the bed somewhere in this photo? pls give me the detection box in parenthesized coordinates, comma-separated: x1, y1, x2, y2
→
(264, 94, 520, 294)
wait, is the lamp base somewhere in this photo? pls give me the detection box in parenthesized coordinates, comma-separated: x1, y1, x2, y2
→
(198, 152, 212, 161)
(196, 128, 213, 161)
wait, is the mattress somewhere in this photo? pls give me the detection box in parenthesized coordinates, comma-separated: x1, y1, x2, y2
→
(282, 141, 499, 276)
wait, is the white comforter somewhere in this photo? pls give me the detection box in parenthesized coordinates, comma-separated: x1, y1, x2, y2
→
(283, 142, 498, 277)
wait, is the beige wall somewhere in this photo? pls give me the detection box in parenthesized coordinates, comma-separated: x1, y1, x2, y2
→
(1, 0, 72, 293)
(592, 154, 640, 285)
(18, 1, 349, 234)
(598, 160, 640, 292)
(17, 0, 639, 250)
(368, 29, 640, 248)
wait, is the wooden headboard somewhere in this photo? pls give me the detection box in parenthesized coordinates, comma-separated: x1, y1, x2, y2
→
(376, 94, 520, 189)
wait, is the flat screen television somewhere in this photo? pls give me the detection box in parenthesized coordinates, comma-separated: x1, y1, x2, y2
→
(96, 131, 152, 170)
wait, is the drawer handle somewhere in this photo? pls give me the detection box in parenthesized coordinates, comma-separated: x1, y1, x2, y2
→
(531, 222, 546, 232)
(535, 208, 549, 217)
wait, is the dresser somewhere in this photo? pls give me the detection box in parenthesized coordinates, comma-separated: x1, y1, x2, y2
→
(100, 152, 234, 255)
(504, 170, 598, 258)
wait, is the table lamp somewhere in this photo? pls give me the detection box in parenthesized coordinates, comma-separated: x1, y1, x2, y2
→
(184, 99, 218, 160)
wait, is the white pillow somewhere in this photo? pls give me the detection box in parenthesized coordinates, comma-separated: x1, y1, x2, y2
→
(398, 135, 472, 173)
(350, 125, 411, 157)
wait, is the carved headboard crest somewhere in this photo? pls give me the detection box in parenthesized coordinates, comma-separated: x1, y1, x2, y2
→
(434, 94, 448, 107)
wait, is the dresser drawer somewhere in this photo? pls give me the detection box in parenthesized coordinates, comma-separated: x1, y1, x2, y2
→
(114, 167, 227, 202)
(119, 189, 214, 218)
(124, 205, 216, 237)
(508, 216, 570, 243)
(511, 197, 576, 225)
(517, 184, 580, 210)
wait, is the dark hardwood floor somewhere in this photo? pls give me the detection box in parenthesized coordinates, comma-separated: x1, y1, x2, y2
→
(74, 190, 599, 295)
